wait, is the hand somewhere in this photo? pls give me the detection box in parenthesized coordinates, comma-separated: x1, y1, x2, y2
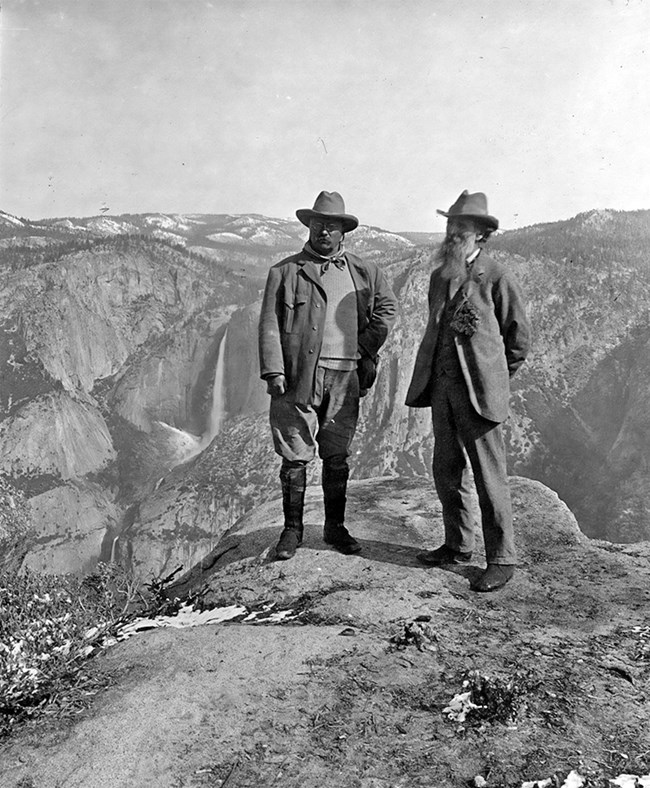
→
(266, 374, 286, 397)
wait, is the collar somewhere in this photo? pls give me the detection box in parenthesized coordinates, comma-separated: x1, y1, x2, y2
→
(302, 243, 347, 272)
(303, 242, 346, 263)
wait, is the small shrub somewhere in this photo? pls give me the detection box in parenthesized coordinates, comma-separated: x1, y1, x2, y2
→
(444, 670, 525, 726)
(462, 670, 525, 724)
(0, 477, 33, 573)
(0, 563, 144, 735)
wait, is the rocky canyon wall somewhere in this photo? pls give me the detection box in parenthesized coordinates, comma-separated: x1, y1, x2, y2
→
(3, 209, 650, 579)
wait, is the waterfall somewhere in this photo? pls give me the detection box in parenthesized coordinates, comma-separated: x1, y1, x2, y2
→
(148, 327, 229, 473)
(202, 327, 228, 446)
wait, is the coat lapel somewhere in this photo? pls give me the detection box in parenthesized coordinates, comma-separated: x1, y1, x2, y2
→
(429, 272, 447, 326)
(459, 256, 485, 300)
(298, 258, 325, 291)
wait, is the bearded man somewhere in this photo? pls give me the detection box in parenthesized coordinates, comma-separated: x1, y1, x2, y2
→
(405, 191, 530, 592)
(259, 191, 397, 560)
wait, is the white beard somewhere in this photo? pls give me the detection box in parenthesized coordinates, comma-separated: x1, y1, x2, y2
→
(436, 233, 476, 281)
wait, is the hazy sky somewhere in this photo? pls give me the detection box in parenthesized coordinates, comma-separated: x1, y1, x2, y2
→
(1, 0, 648, 231)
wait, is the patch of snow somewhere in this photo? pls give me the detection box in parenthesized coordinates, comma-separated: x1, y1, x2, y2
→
(85, 217, 139, 235)
(143, 213, 193, 233)
(226, 216, 265, 230)
(0, 236, 60, 249)
(442, 690, 482, 723)
(610, 776, 650, 788)
(579, 209, 615, 230)
(115, 603, 298, 640)
(355, 227, 414, 247)
(151, 229, 186, 245)
(206, 232, 247, 243)
(50, 218, 90, 232)
(247, 228, 296, 245)
(547, 773, 582, 788)
(0, 211, 26, 227)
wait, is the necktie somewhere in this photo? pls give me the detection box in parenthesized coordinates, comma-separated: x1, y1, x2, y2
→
(320, 257, 346, 273)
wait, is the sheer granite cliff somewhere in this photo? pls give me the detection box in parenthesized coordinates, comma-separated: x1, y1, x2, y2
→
(0, 235, 256, 572)
(2, 209, 650, 577)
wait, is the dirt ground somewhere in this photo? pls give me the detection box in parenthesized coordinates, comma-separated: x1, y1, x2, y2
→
(1, 476, 650, 788)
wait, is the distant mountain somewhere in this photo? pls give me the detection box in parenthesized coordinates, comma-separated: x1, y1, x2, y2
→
(0, 210, 418, 280)
(1, 207, 650, 578)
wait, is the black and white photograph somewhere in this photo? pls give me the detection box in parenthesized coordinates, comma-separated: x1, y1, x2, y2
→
(1, 1, 649, 786)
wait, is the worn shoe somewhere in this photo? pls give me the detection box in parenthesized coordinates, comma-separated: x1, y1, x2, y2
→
(275, 528, 303, 560)
(323, 523, 361, 555)
(417, 544, 473, 566)
(471, 564, 515, 592)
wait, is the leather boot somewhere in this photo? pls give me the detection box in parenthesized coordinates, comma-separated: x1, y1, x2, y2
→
(322, 460, 361, 555)
(275, 464, 306, 560)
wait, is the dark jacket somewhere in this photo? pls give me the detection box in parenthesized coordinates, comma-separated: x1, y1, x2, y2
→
(405, 253, 530, 422)
(259, 250, 397, 405)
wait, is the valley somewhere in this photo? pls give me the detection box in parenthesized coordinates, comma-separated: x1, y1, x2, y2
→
(1, 207, 649, 578)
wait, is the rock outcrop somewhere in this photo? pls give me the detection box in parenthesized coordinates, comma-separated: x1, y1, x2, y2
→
(2, 475, 650, 788)
(0, 392, 115, 479)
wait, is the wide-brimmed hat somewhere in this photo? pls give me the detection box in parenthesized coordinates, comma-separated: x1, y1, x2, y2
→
(296, 191, 359, 233)
(437, 190, 499, 231)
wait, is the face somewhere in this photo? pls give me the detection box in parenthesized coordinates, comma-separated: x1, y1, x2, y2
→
(309, 218, 344, 255)
(437, 217, 484, 280)
(446, 217, 482, 244)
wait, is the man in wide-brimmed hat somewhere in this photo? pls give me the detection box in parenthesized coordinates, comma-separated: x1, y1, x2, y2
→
(406, 191, 531, 592)
(259, 191, 397, 560)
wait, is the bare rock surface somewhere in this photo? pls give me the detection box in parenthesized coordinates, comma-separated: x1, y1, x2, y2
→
(24, 481, 120, 575)
(2, 476, 650, 788)
(0, 392, 114, 480)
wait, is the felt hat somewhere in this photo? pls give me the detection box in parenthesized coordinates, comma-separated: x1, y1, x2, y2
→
(296, 191, 359, 233)
(437, 190, 499, 231)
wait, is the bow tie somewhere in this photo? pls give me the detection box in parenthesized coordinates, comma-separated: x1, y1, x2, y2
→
(303, 243, 347, 272)
(320, 257, 346, 273)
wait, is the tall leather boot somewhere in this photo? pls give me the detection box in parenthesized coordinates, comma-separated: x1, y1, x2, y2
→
(275, 464, 306, 560)
(322, 459, 361, 555)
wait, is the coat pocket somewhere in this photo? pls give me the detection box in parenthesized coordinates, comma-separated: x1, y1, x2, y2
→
(283, 299, 306, 333)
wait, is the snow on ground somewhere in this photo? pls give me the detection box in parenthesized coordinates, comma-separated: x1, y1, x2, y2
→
(205, 232, 247, 243)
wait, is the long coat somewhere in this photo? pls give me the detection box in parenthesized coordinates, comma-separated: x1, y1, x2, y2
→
(405, 253, 530, 422)
(259, 250, 397, 405)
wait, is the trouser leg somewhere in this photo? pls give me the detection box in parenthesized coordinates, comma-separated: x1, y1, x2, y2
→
(316, 369, 361, 553)
(431, 378, 477, 554)
(444, 378, 517, 565)
(316, 368, 359, 525)
(462, 419, 516, 565)
(269, 394, 318, 559)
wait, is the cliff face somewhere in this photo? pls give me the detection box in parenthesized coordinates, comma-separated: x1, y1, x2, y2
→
(0, 232, 258, 573)
(3, 209, 650, 577)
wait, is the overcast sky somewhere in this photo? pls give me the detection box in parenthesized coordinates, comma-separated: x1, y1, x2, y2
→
(1, 0, 648, 231)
